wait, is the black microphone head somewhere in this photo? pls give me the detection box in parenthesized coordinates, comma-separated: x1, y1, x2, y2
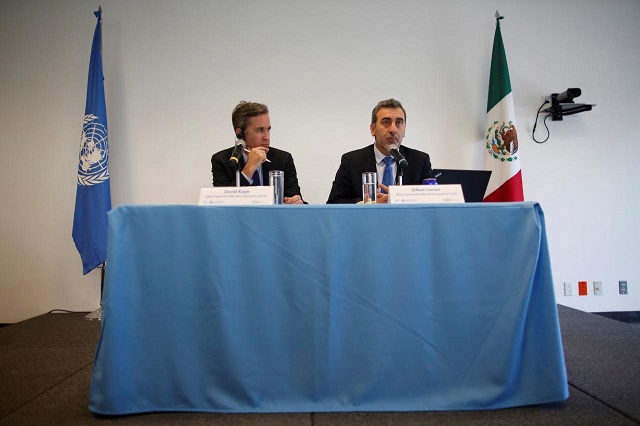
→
(388, 144, 408, 168)
(229, 139, 247, 165)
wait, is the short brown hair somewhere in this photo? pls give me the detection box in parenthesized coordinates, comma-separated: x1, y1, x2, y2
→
(371, 98, 406, 125)
(232, 101, 269, 136)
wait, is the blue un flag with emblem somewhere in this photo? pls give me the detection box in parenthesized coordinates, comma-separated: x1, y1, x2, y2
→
(72, 8, 111, 275)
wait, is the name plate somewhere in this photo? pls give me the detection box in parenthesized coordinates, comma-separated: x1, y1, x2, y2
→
(199, 187, 274, 206)
(389, 184, 465, 204)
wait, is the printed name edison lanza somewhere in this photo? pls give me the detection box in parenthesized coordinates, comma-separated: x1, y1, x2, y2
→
(411, 187, 440, 192)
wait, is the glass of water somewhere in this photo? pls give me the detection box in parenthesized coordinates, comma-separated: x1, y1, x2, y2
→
(362, 172, 377, 204)
(269, 170, 284, 204)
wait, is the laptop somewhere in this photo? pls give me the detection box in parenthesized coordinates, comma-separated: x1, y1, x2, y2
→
(431, 169, 492, 202)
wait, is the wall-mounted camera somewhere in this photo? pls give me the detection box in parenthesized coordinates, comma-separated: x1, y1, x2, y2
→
(542, 88, 595, 121)
(532, 88, 596, 143)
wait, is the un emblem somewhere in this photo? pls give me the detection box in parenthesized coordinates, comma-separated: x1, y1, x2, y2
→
(78, 114, 109, 186)
(486, 120, 519, 162)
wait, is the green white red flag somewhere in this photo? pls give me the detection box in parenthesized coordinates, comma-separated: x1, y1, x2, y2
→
(483, 13, 524, 202)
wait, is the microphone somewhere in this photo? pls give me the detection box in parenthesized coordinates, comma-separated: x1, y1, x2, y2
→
(229, 140, 247, 165)
(389, 144, 408, 168)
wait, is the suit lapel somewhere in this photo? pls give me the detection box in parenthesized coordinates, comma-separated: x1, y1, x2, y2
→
(261, 153, 273, 186)
(364, 145, 377, 173)
(398, 145, 415, 182)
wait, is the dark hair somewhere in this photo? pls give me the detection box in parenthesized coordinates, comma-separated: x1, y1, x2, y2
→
(232, 101, 269, 137)
(371, 98, 406, 125)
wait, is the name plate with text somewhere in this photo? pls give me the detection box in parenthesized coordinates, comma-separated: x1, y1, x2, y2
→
(199, 187, 274, 206)
(389, 184, 465, 204)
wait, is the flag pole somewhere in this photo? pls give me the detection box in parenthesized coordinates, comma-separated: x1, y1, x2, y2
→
(85, 262, 105, 320)
(100, 261, 105, 297)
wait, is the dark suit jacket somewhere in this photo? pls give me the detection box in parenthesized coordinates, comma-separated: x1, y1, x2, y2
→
(327, 144, 433, 204)
(211, 146, 304, 200)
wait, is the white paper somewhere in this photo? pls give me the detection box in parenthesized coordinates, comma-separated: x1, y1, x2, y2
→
(388, 184, 465, 204)
(198, 187, 274, 206)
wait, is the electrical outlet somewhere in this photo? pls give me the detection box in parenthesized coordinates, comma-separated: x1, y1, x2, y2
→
(619, 280, 628, 295)
(578, 281, 588, 296)
(593, 281, 603, 295)
(564, 282, 573, 296)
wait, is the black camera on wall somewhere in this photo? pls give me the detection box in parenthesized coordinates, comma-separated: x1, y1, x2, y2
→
(543, 88, 595, 121)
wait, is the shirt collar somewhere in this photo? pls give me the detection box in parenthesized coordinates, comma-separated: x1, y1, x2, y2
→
(374, 145, 389, 164)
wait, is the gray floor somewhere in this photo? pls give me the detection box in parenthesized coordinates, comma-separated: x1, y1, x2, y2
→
(1, 305, 639, 425)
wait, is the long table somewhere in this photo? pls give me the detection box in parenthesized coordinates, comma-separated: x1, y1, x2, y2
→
(89, 202, 568, 415)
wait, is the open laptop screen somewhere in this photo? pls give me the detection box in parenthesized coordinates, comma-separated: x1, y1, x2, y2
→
(431, 169, 492, 202)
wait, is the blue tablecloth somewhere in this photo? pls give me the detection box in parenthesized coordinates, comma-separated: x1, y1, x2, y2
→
(89, 202, 568, 415)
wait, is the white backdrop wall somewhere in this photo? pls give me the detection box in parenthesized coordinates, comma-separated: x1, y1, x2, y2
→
(1, 0, 639, 323)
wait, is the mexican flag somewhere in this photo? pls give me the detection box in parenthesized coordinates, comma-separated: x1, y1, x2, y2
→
(483, 13, 524, 202)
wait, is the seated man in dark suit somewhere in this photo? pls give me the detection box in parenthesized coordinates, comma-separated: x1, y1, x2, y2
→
(327, 98, 433, 204)
(211, 101, 304, 204)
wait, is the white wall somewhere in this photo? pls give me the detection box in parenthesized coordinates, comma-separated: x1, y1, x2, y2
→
(1, 0, 639, 323)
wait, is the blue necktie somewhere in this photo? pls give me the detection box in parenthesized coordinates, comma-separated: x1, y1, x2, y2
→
(382, 157, 394, 193)
(251, 169, 260, 186)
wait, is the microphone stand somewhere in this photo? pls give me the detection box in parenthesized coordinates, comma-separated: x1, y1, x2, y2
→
(396, 164, 404, 186)
(235, 159, 241, 187)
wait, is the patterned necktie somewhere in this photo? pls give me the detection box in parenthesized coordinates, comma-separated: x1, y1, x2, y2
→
(251, 169, 260, 186)
(382, 157, 394, 193)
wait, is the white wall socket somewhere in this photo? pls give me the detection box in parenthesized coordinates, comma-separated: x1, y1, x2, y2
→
(593, 281, 603, 295)
(564, 282, 573, 296)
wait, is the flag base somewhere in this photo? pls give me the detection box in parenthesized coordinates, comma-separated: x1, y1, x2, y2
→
(85, 307, 102, 321)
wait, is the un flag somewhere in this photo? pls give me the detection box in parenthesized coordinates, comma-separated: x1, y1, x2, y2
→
(72, 8, 111, 275)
